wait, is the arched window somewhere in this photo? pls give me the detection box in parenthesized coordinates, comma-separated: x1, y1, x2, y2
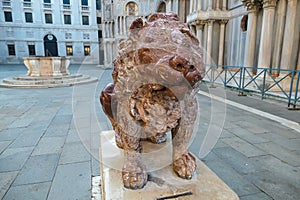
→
(157, 2, 166, 12)
(241, 15, 248, 32)
(126, 2, 138, 16)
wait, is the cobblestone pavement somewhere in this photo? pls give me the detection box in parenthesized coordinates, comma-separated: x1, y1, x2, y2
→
(0, 65, 299, 200)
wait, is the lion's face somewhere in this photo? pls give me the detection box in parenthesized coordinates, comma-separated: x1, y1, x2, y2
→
(113, 12, 205, 94)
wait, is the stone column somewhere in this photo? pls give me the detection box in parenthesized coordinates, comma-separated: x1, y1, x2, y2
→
(272, 0, 287, 71)
(206, 20, 214, 65)
(196, 20, 205, 47)
(216, 0, 220, 10)
(297, 47, 300, 70)
(218, 20, 228, 66)
(280, 0, 298, 70)
(208, 0, 213, 10)
(123, 16, 127, 36)
(242, 1, 261, 67)
(197, 0, 202, 10)
(257, 0, 277, 68)
(190, 0, 194, 13)
(222, 0, 227, 10)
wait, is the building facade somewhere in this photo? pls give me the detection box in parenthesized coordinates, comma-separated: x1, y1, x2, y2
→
(0, 0, 103, 64)
(101, 0, 192, 67)
(101, 0, 300, 75)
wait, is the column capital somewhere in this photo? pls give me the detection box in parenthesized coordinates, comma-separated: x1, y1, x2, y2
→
(206, 19, 215, 26)
(262, 0, 277, 8)
(196, 20, 206, 26)
(241, 0, 262, 12)
(219, 19, 229, 25)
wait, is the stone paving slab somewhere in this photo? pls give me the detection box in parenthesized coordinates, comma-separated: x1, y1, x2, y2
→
(221, 137, 266, 158)
(0, 147, 34, 172)
(47, 162, 91, 200)
(244, 171, 300, 200)
(0, 141, 11, 154)
(12, 154, 59, 186)
(58, 142, 91, 165)
(0, 171, 19, 199)
(254, 142, 300, 167)
(213, 147, 263, 175)
(32, 136, 66, 156)
(239, 192, 274, 200)
(3, 182, 51, 200)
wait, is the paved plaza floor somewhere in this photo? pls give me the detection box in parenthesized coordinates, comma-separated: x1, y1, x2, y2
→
(0, 65, 299, 200)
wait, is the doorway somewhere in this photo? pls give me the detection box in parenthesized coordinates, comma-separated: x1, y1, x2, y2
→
(44, 34, 58, 56)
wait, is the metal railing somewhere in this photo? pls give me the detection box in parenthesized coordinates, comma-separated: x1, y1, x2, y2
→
(203, 65, 300, 109)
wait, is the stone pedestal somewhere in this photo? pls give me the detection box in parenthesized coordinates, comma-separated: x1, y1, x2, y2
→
(99, 130, 239, 200)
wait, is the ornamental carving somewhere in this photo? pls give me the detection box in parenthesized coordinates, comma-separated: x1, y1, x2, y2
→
(241, 0, 263, 11)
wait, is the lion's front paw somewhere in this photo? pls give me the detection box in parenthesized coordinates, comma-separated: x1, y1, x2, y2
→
(173, 152, 196, 179)
(122, 160, 148, 189)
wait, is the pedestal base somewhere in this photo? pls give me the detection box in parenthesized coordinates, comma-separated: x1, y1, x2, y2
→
(99, 130, 239, 200)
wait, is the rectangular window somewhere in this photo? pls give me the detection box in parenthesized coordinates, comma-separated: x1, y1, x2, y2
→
(98, 30, 102, 39)
(96, 0, 101, 10)
(81, 0, 88, 6)
(24, 0, 31, 1)
(8, 44, 15, 56)
(64, 15, 71, 24)
(25, 12, 33, 23)
(45, 13, 52, 24)
(28, 45, 35, 56)
(82, 16, 89, 25)
(66, 45, 73, 56)
(44, 0, 51, 3)
(84, 45, 90, 56)
(63, 0, 70, 4)
(97, 17, 101, 24)
(4, 11, 13, 22)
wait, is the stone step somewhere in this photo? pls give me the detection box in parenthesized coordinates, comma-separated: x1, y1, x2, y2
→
(0, 76, 98, 88)
(2, 75, 91, 85)
(12, 74, 83, 81)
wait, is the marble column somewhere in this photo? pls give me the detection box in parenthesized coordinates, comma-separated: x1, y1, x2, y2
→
(222, 0, 227, 10)
(257, 0, 277, 68)
(206, 20, 214, 65)
(216, 0, 220, 10)
(272, 0, 287, 71)
(297, 47, 300, 70)
(197, 0, 202, 10)
(280, 0, 298, 70)
(218, 20, 228, 66)
(196, 20, 205, 48)
(208, 0, 213, 10)
(242, 1, 260, 67)
(190, 0, 194, 13)
(123, 16, 127, 36)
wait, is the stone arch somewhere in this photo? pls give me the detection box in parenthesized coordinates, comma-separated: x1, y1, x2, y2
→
(125, 1, 138, 16)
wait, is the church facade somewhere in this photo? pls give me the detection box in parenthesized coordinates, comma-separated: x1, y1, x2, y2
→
(102, 0, 300, 75)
